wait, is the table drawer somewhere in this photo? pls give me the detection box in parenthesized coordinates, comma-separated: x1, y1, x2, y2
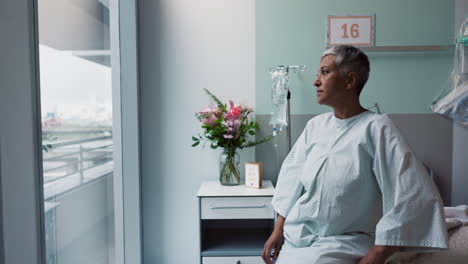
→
(202, 256, 263, 264)
(201, 196, 274, 219)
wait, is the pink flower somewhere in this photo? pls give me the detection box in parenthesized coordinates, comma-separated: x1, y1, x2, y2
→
(213, 109, 222, 118)
(230, 107, 241, 117)
(201, 114, 218, 126)
(199, 107, 211, 115)
(239, 104, 254, 113)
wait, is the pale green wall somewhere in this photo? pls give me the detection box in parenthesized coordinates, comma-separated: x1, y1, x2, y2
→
(256, 0, 454, 114)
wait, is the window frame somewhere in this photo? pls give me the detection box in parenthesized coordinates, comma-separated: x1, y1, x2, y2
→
(0, 0, 142, 263)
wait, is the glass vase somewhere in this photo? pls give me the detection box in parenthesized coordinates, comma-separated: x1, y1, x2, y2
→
(219, 147, 240, 186)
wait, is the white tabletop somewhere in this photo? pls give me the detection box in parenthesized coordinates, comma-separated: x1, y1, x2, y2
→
(197, 180, 275, 197)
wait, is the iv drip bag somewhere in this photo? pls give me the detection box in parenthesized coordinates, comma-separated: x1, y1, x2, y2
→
(432, 18, 468, 126)
(270, 66, 289, 130)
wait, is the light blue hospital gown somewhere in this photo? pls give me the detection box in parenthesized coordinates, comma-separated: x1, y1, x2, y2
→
(271, 111, 448, 264)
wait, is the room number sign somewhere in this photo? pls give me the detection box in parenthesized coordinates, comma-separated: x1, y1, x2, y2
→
(327, 15, 375, 46)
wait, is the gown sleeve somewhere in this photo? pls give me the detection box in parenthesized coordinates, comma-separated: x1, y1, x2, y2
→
(270, 122, 309, 219)
(372, 115, 448, 250)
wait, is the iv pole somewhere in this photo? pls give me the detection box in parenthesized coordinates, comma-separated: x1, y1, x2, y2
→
(271, 65, 305, 152)
(286, 90, 292, 151)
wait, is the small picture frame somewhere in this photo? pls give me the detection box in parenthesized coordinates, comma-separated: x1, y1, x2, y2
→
(245, 162, 263, 188)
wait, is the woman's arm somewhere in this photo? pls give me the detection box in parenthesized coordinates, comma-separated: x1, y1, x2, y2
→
(262, 214, 286, 264)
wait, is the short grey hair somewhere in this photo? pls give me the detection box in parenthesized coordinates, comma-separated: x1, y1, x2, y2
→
(321, 45, 370, 95)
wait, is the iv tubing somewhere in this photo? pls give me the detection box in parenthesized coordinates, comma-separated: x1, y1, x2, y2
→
(287, 90, 292, 151)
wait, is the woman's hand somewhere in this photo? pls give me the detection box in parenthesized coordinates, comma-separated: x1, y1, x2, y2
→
(262, 229, 284, 264)
(358, 246, 401, 264)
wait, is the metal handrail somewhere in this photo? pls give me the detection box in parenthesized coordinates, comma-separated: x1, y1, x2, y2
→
(42, 135, 114, 185)
(44, 159, 113, 184)
(43, 150, 112, 173)
(43, 143, 113, 162)
(45, 135, 111, 149)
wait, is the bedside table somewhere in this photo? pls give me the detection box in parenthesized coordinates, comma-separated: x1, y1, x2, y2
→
(197, 180, 275, 264)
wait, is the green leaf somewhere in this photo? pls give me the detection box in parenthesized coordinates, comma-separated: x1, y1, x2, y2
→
(192, 141, 200, 147)
(248, 130, 255, 135)
(192, 136, 199, 141)
(203, 88, 225, 109)
(210, 143, 218, 149)
(240, 135, 273, 148)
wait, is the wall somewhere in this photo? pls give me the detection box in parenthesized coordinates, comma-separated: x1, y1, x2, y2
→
(455, 0, 468, 33)
(256, 0, 454, 114)
(138, 0, 255, 263)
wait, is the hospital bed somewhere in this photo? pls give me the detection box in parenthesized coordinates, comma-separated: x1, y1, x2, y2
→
(389, 221, 468, 264)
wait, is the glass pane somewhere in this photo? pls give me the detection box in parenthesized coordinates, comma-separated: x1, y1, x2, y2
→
(37, 0, 116, 263)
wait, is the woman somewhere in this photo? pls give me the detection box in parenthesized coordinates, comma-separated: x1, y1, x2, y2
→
(262, 46, 448, 264)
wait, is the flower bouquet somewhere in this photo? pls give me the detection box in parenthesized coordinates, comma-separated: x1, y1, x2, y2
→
(192, 89, 271, 185)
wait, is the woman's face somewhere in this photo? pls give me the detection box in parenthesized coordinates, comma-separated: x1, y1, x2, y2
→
(313, 55, 347, 106)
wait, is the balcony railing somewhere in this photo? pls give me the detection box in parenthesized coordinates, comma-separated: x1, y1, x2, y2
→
(42, 132, 113, 201)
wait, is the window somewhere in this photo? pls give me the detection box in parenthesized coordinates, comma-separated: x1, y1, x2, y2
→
(38, 1, 116, 263)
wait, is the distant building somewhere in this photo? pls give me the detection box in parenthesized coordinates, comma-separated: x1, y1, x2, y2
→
(42, 112, 62, 128)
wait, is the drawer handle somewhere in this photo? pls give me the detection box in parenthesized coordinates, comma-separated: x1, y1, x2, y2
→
(209, 204, 266, 209)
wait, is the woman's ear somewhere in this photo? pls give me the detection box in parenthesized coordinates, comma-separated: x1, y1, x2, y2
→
(345, 72, 358, 91)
